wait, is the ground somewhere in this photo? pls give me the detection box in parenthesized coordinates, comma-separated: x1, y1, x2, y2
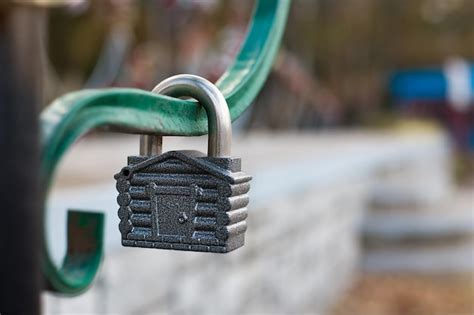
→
(331, 273, 474, 315)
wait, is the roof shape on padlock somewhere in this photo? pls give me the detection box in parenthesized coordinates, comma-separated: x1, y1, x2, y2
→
(117, 150, 251, 184)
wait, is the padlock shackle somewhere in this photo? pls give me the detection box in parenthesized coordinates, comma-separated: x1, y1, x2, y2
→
(147, 74, 232, 157)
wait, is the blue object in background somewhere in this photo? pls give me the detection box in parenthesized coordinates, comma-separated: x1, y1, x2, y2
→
(390, 63, 474, 152)
(390, 68, 448, 103)
(390, 64, 474, 104)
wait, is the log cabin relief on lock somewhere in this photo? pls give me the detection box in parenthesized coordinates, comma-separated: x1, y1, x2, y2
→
(115, 150, 251, 253)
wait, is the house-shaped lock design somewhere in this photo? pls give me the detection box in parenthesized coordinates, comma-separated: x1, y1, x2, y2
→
(115, 150, 251, 253)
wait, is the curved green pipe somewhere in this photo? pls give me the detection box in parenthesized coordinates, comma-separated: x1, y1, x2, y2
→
(41, 0, 290, 294)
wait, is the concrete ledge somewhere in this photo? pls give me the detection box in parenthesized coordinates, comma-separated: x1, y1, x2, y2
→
(43, 130, 450, 314)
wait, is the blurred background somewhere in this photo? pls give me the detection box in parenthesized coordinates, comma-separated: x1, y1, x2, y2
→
(4, 0, 474, 314)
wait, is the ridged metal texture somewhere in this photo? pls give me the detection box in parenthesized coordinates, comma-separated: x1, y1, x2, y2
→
(115, 150, 251, 253)
(40, 0, 290, 294)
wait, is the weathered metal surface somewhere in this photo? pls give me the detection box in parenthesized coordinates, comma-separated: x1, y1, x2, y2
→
(141, 74, 233, 157)
(40, 0, 289, 294)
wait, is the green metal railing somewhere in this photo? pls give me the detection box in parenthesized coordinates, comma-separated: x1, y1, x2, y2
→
(40, 0, 290, 295)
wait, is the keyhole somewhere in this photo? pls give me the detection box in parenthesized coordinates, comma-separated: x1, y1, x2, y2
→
(178, 212, 188, 224)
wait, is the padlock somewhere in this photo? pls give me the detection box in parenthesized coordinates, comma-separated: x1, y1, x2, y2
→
(115, 74, 251, 253)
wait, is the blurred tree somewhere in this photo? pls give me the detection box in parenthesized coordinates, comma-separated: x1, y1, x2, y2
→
(277, 0, 474, 125)
(44, 0, 474, 126)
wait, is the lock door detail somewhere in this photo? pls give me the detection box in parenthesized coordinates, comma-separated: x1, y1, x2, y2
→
(153, 192, 194, 239)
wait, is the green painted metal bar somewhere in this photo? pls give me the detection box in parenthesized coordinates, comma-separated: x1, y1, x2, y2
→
(41, 0, 290, 294)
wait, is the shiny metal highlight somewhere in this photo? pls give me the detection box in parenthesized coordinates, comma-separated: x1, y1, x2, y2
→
(141, 74, 232, 157)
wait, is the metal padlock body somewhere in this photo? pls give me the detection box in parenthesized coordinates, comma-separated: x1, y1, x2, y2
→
(114, 75, 251, 253)
(116, 150, 250, 253)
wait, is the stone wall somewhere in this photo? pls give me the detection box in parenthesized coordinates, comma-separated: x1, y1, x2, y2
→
(43, 131, 450, 314)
